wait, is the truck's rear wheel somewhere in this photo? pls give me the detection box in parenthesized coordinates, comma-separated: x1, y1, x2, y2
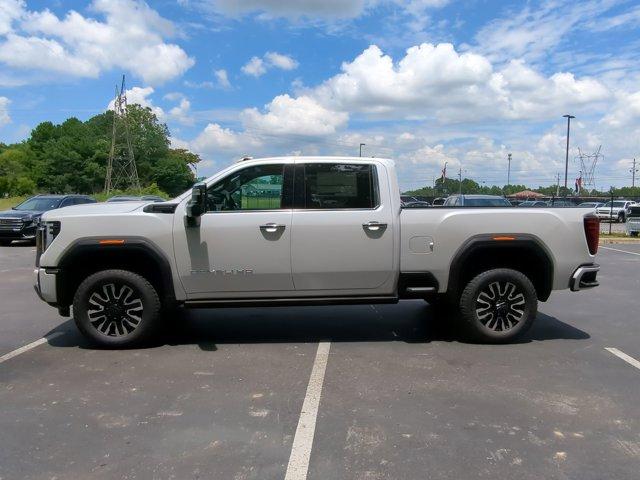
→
(459, 268, 537, 343)
(73, 269, 161, 348)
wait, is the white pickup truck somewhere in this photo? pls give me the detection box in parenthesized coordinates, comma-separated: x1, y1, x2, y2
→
(34, 157, 600, 347)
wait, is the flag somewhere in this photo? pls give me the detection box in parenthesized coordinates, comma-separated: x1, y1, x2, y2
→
(575, 176, 582, 194)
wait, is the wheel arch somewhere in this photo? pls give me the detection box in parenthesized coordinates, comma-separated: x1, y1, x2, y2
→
(55, 237, 176, 308)
(447, 234, 554, 302)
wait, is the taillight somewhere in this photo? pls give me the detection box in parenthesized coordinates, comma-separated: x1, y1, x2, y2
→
(584, 215, 599, 255)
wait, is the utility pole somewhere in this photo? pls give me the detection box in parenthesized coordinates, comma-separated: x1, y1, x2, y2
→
(458, 167, 463, 195)
(105, 75, 139, 193)
(507, 152, 512, 187)
(631, 158, 638, 188)
(359, 143, 365, 157)
(556, 172, 560, 197)
(562, 114, 575, 193)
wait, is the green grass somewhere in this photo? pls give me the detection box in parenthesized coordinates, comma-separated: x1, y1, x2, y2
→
(0, 196, 26, 211)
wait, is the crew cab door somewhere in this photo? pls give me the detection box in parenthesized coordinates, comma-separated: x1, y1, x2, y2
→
(173, 161, 295, 298)
(290, 161, 395, 294)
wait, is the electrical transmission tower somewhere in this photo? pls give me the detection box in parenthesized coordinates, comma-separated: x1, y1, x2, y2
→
(105, 75, 139, 193)
(575, 145, 603, 191)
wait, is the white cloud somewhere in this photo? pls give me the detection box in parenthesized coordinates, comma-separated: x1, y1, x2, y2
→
(311, 43, 610, 122)
(190, 123, 263, 163)
(264, 52, 298, 70)
(241, 56, 266, 77)
(0, 96, 10, 127)
(0, 0, 24, 36)
(107, 86, 166, 120)
(242, 52, 298, 77)
(0, 0, 194, 84)
(467, 0, 618, 63)
(241, 94, 348, 136)
(601, 90, 640, 128)
(169, 98, 194, 126)
(214, 69, 231, 89)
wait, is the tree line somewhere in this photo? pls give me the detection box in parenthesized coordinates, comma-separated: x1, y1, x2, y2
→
(403, 177, 640, 198)
(0, 105, 200, 198)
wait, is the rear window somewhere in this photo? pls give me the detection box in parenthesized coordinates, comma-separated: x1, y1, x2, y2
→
(302, 163, 377, 209)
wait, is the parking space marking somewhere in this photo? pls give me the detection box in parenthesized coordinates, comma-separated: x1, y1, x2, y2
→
(284, 341, 331, 480)
(0, 332, 63, 365)
(605, 348, 640, 371)
(600, 246, 640, 256)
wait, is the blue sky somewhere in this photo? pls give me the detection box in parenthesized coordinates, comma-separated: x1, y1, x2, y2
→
(1, 0, 640, 190)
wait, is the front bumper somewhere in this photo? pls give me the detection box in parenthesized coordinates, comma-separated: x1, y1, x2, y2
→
(0, 225, 37, 240)
(33, 267, 58, 304)
(570, 264, 600, 292)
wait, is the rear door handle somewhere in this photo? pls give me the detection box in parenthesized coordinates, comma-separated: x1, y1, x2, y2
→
(362, 221, 387, 231)
(260, 223, 286, 233)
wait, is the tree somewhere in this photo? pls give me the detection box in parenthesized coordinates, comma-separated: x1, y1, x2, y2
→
(0, 103, 200, 198)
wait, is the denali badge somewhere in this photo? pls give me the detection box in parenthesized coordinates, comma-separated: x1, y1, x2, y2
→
(190, 268, 254, 275)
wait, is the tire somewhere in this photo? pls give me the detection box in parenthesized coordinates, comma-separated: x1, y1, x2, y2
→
(73, 269, 161, 348)
(458, 268, 537, 344)
(0, 240, 12, 246)
(618, 213, 625, 223)
(631, 232, 639, 237)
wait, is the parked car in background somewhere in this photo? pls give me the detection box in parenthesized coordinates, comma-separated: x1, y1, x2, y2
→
(106, 195, 166, 203)
(0, 194, 96, 246)
(431, 197, 446, 206)
(400, 195, 418, 204)
(443, 194, 512, 207)
(517, 201, 548, 207)
(578, 202, 604, 208)
(547, 199, 575, 207)
(596, 200, 636, 223)
(402, 200, 431, 208)
(626, 205, 640, 237)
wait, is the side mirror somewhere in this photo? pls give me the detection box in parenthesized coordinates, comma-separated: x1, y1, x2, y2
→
(186, 182, 206, 226)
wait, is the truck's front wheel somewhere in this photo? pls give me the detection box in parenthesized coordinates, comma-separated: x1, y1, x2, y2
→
(459, 268, 537, 343)
(73, 269, 161, 348)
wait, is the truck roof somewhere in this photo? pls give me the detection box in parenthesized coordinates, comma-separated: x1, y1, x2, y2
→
(236, 156, 396, 168)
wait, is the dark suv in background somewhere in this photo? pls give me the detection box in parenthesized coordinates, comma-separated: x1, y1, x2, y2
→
(0, 194, 96, 246)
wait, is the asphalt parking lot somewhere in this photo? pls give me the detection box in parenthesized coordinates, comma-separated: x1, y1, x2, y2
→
(1, 243, 639, 479)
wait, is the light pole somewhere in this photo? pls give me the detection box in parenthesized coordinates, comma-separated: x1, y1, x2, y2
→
(359, 143, 365, 157)
(562, 114, 575, 193)
(507, 153, 512, 187)
(631, 158, 638, 188)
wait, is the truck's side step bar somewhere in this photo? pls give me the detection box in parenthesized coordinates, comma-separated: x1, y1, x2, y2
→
(184, 295, 399, 308)
(398, 272, 439, 298)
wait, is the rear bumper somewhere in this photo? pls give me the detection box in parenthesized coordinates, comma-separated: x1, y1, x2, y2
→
(570, 264, 600, 292)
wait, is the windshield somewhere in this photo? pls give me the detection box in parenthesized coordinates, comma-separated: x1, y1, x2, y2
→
(465, 198, 511, 207)
(13, 197, 61, 211)
(601, 201, 626, 208)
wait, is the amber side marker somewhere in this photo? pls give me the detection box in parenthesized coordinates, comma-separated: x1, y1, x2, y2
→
(98, 239, 125, 245)
(492, 236, 516, 241)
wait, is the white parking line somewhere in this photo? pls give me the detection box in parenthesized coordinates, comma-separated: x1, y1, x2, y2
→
(605, 347, 640, 371)
(601, 246, 640, 256)
(285, 341, 331, 480)
(0, 332, 64, 365)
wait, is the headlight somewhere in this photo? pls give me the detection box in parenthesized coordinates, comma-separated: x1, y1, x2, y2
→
(36, 221, 61, 254)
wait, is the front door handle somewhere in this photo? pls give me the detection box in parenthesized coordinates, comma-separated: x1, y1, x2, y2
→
(260, 223, 286, 233)
(362, 221, 387, 231)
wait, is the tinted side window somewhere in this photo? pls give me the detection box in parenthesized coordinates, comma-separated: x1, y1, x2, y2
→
(302, 163, 377, 209)
(206, 164, 285, 211)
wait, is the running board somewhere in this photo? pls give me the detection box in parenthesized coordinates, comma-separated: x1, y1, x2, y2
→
(184, 295, 399, 308)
